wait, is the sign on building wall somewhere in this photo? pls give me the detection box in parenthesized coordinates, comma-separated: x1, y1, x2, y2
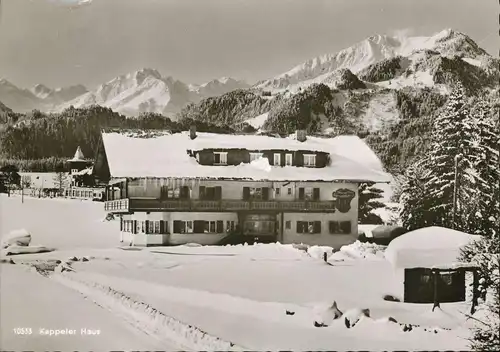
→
(332, 188, 356, 213)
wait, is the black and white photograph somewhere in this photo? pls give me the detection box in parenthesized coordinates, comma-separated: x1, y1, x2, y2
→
(0, 0, 498, 350)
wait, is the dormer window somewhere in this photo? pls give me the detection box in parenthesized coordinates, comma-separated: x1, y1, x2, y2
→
(304, 154, 316, 167)
(214, 152, 228, 165)
(250, 152, 263, 162)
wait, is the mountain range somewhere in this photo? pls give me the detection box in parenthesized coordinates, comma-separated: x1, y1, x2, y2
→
(0, 28, 497, 119)
(0, 70, 250, 116)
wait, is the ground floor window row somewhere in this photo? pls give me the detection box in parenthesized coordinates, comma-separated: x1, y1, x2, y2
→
(121, 219, 236, 234)
(122, 219, 351, 235)
(289, 220, 352, 235)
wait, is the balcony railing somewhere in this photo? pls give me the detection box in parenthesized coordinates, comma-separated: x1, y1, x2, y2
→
(104, 198, 335, 213)
(104, 198, 130, 213)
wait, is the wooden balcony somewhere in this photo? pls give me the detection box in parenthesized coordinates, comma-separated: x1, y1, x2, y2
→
(104, 198, 130, 213)
(104, 198, 336, 213)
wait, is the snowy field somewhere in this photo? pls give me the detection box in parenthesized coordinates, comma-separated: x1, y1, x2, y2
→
(0, 194, 473, 351)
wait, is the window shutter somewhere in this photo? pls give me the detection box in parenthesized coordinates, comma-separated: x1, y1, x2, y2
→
(295, 153, 304, 167)
(296, 221, 302, 233)
(173, 220, 181, 234)
(199, 186, 206, 200)
(215, 186, 222, 200)
(216, 220, 224, 233)
(160, 220, 165, 234)
(298, 188, 305, 200)
(145, 220, 149, 234)
(194, 220, 205, 233)
(317, 153, 327, 167)
(262, 187, 269, 201)
(314, 221, 321, 234)
(120, 217, 123, 231)
(329, 221, 334, 234)
(313, 188, 320, 201)
(133, 220, 137, 234)
(243, 187, 250, 200)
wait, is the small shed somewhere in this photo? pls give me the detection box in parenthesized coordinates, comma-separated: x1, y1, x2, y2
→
(385, 226, 481, 307)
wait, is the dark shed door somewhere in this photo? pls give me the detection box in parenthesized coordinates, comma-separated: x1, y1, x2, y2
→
(404, 268, 466, 303)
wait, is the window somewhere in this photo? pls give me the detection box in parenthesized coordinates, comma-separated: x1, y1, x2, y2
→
(204, 221, 216, 233)
(161, 186, 190, 200)
(273, 153, 281, 166)
(214, 152, 228, 165)
(148, 221, 155, 234)
(141, 221, 146, 233)
(173, 220, 194, 234)
(275, 188, 280, 196)
(285, 153, 293, 166)
(243, 187, 270, 200)
(296, 221, 321, 234)
(226, 221, 236, 233)
(305, 187, 313, 200)
(285, 220, 291, 229)
(328, 221, 351, 234)
(199, 186, 222, 200)
(250, 152, 263, 162)
(287, 188, 292, 195)
(304, 154, 316, 167)
(299, 187, 320, 200)
(154, 221, 161, 234)
(186, 221, 194, 233)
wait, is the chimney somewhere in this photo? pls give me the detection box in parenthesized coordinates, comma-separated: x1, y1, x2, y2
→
(296, 129, 307, 142)
(189, 125, 197, 140)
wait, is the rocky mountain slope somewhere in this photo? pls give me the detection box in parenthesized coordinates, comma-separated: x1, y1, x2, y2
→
(254, 28, 490, 92)
(177, 28, 497, 134)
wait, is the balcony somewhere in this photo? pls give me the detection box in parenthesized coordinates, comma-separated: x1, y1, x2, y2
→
(104, 198, 336, 213)
(104, 199, 130, 213)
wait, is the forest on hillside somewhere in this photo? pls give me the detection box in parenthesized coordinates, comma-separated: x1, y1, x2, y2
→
(0, 84, 497, 174)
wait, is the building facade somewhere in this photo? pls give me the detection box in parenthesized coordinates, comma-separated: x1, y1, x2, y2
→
(95, 128, 390, 247)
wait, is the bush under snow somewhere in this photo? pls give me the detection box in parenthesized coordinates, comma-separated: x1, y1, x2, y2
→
(1, 229, 32, 248)
(328, 241, 386, 262)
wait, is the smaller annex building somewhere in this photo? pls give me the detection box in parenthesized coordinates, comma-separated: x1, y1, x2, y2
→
(385, 226, 481, 304)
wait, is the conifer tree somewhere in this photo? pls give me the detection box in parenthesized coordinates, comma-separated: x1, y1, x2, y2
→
(458, 96, 500, 352)
(358, 183, 386, 224)
(400, 83, 476, 229)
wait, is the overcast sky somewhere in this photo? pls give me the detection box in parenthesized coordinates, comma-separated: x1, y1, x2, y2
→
(0, 0, 496, 89)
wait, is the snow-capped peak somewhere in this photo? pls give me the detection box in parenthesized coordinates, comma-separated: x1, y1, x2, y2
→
(255, 28, 489, 91)
(31, 84, 53, 99)
(52, 68, 249, 117)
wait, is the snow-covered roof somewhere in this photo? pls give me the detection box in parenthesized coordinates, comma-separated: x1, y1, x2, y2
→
(68, 146, 85, 162)
(101, 131, 391, 182)
(73, 167, 93, 176)
(385, 226, 481, 269)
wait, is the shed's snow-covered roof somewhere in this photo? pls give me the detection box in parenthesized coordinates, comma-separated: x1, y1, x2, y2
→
(385, 226, 480, 269)
(101, 131, 391, 182)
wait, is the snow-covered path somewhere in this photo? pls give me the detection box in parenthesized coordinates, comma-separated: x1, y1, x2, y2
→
(0, 264, 175, 351)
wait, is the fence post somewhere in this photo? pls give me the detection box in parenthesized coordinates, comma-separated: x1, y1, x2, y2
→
(432, 270, 440, 311)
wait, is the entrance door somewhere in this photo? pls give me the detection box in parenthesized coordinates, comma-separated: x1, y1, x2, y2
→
(242, 214, 277, 242)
